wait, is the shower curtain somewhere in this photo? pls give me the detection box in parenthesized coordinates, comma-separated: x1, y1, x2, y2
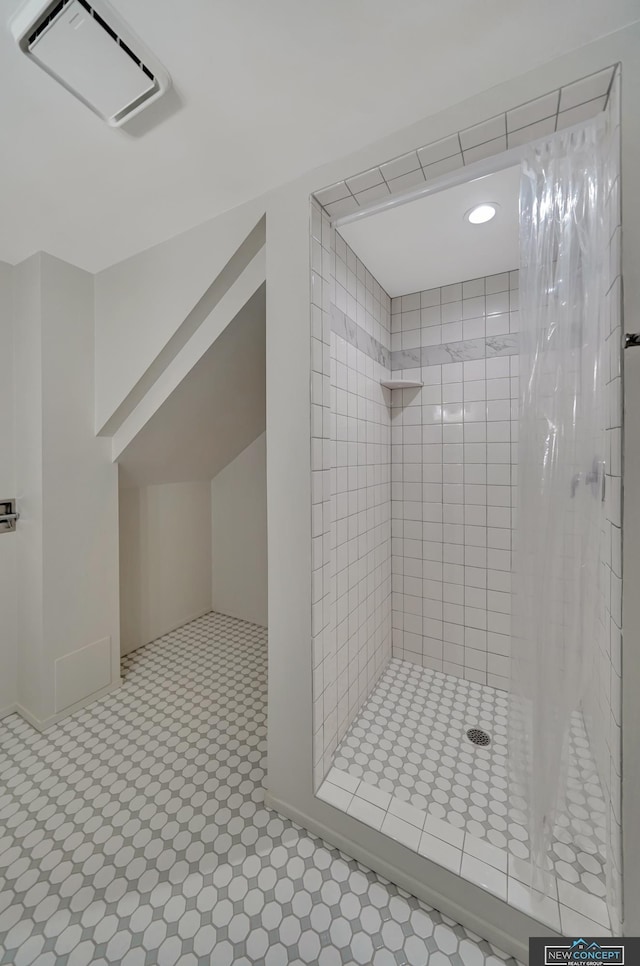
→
(510, 112, 613, 900)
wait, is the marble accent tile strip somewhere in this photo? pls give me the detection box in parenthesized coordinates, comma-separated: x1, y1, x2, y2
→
(331, 302, 391, 368)
(391, 334, 518, 370)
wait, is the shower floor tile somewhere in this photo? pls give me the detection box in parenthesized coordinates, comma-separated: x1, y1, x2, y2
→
(0, 613, 521, 966)
(327, 657, 609, 932)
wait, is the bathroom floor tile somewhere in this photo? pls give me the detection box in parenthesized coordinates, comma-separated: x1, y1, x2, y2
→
(0, 612, 521, 966)
(333, 657, 608, 900)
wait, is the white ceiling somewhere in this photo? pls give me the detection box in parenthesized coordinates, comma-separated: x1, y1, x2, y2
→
(118, 285, 265, 488)
(339, 166, 520, 296)
(1, 1, 638, 272)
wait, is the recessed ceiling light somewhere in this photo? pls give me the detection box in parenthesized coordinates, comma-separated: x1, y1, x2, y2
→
(465, 203, 498, 225)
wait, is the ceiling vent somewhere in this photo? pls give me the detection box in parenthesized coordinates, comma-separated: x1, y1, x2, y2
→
(11, 0, 170, 126)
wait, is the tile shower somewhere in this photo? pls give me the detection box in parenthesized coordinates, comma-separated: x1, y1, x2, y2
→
(389, 272, 519, 689)
(310, 63, 622, 940)
(311, 217, 392, 784)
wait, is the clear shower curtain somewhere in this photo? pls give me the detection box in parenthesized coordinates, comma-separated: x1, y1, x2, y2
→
(510, 114, 610, 895)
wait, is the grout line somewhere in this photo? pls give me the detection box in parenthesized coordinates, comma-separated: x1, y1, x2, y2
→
(552, 87, 561, 133)
(315, 73, 614, 217)
(324, 653, 609, 929)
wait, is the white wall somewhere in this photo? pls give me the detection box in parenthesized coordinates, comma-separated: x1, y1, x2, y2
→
(0, 262, 17, 717)
(13, 254, 120, 726)
(41, 255, 120, 717)
(13, 255, 45, 721)
(94, 200, 265, 433)
(117, 286, 266, 488)
(211, 433, 267, 627)
(120, 481, 212, 654)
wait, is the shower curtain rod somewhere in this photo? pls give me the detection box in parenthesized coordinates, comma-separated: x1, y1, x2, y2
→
(330, 114, 603, 230)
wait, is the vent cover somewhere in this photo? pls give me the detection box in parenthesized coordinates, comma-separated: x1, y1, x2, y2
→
(11, 0, 170, 126)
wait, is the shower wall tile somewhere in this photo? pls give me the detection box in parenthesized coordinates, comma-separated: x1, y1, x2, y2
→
(311, 203, 392, 788)
(391, 270, 518, 687)
(314, 67, 617, 220)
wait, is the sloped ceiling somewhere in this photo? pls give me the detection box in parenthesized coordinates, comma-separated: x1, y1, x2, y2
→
(1, 0, 638, 271)
(117, 284, 265, 488)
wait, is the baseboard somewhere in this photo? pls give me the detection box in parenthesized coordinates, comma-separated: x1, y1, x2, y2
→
(55, 636, 112, 713)
(210, 606, 268, 630)
(121, 606, 214, 656)
(0, 703, 18, 721)
(265, 791, 551, 964)
(14, 678, 123, 733)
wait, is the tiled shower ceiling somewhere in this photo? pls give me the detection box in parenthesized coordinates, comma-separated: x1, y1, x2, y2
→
(314, 66, 616, 220)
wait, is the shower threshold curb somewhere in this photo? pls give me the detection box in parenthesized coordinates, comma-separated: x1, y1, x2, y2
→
(316, 768, 611, 938)
(267, 788, 545, 964)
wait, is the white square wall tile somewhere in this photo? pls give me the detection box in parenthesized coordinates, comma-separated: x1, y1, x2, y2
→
(485, 273, 510, 295)
(486, 292, 509, 316)
(355, 182, 391, 206)
(315, 181, 350, 206)
(402, 293, 420, 312)
(356, 781, 392, 811)
(421, 288, 441, 308)
(424, 154, 464, 180)
(388, 169, 427, 194)
(508, 116, 556, 149)
(325, 196, 360, 219)
(461, 854, 507, 900)
(381, 151, 421, 181)
(464, 834, 507, 872)
(441, 284, 462, 305)
(418, 832, 462, 874)
(326, 766, 359, 793)
(560, 906, 611, 938)
(417, 135, 460, 168)
(389, 797, 427, 830)
(559, 67, 614, 112)
(347, 795, 386, 831)
(460, 115, 506, 149)
(507, 91, 559, 132)
(346, 167, 384, 194)
(424, 814, 464, 849)
(463, 137, 508, 165)
(381, 813, 422, 851)
(557, 880, 610, 928)
(557, 97, 607, 130)
(442, 301, 462, 323)
(507, 880, 561, 931)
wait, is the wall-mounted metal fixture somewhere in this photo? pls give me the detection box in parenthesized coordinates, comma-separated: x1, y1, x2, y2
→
(625, 333, 640, 348)
(0, 499, 19, 533)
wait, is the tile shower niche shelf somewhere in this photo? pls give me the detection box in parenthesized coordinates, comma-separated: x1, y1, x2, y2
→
(380, 379, 423, 390)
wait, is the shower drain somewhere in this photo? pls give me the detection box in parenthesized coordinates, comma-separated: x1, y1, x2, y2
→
(466, 727, 491, 747)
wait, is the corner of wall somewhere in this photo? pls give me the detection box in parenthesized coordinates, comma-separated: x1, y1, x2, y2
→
(211, 432, 268, 628)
